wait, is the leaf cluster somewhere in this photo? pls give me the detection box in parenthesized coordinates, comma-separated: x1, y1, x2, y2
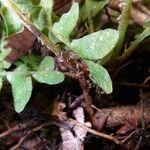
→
(0, 0, 149, 113)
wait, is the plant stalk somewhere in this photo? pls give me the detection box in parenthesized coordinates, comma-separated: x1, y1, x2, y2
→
(108, 0, 132, 63)
(117, 27, 150, 64)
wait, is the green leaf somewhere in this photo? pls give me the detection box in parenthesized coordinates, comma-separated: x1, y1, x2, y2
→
(7, 65, 32, 113)
(52, 2, 79, 44)
(71, 29, 119, 60)
(39, 0, 53, 28)
(16, 0, 35, 14)
(1, 7, 23, 35)
(81, 0, 109, 21)
(33, 71, 64, 85)
(20, 54, 41, 70)
(143, 20, 150, 28)
(38, 56, 55, 71)
(85, 60, 112, 94)
(0, 77, 3, 91)
(32, 0, 53, 30)
(33, 56, 64, 85)
(0, 40, 11, 69)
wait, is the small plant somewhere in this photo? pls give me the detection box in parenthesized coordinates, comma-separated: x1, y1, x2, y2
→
(0, 0, 149, 113)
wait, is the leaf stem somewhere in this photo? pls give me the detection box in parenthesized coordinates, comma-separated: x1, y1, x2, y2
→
(0, 0, 61, 57)
(117, 27, 150, 64)
(109, 0, 132, 62)
(85, 0, 94, 33)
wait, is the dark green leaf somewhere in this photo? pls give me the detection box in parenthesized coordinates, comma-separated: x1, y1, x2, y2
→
(32, 0, 53, 30)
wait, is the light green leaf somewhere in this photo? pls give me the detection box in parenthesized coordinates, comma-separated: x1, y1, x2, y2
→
(1, 7, 23, 35)
(16, 0, 34, 14)
(71, 29, 119, 60)
(40, 0, 53, 10)
(38, 56, 55, 71)
(0, 77, 3, 91)
(85, 60, 112, 94)
(33, 71, 64, 85)
(33, 56, 64, 85)
(7, 65, 32, 113)
(81, 0, 109, 21)
(52, 2, 79, 44)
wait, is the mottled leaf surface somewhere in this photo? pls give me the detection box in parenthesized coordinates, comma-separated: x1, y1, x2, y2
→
(33, 56, 64, 85)
(52, 2, 79, 44)
(71, 29, 119, 60)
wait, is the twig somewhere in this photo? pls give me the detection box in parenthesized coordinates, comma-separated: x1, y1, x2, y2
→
(136, 3, 150, 16)
(0, 120, 37, 138)
(10, 123, 51, 150)
(121, 130, 138, 144)
(135, 136, 142, 150)
(92, 104, 103, 113)
(117, 82, 150, 89)
(139, 76, 150, 130)
(68, 118, 121, 145)
(0, 126, 18, 138)
(108, 0, 150, 26)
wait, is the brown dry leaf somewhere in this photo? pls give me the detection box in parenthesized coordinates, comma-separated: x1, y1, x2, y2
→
(116, 109, 139, 134)
(5, 28, 36, 63)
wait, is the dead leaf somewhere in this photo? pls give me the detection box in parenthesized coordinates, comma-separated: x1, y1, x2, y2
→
(5, 28, 36, 63)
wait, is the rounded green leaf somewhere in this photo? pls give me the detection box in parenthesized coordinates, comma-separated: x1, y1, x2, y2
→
(38, 56, 55, 71)
(33, 56, 64, 85)
(7, 65, 32, 113)
(52, 2, 79, 44)
(71, 29, 119, 60)
(85, 60, 112, 94)
(33, 71, 64, 85)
